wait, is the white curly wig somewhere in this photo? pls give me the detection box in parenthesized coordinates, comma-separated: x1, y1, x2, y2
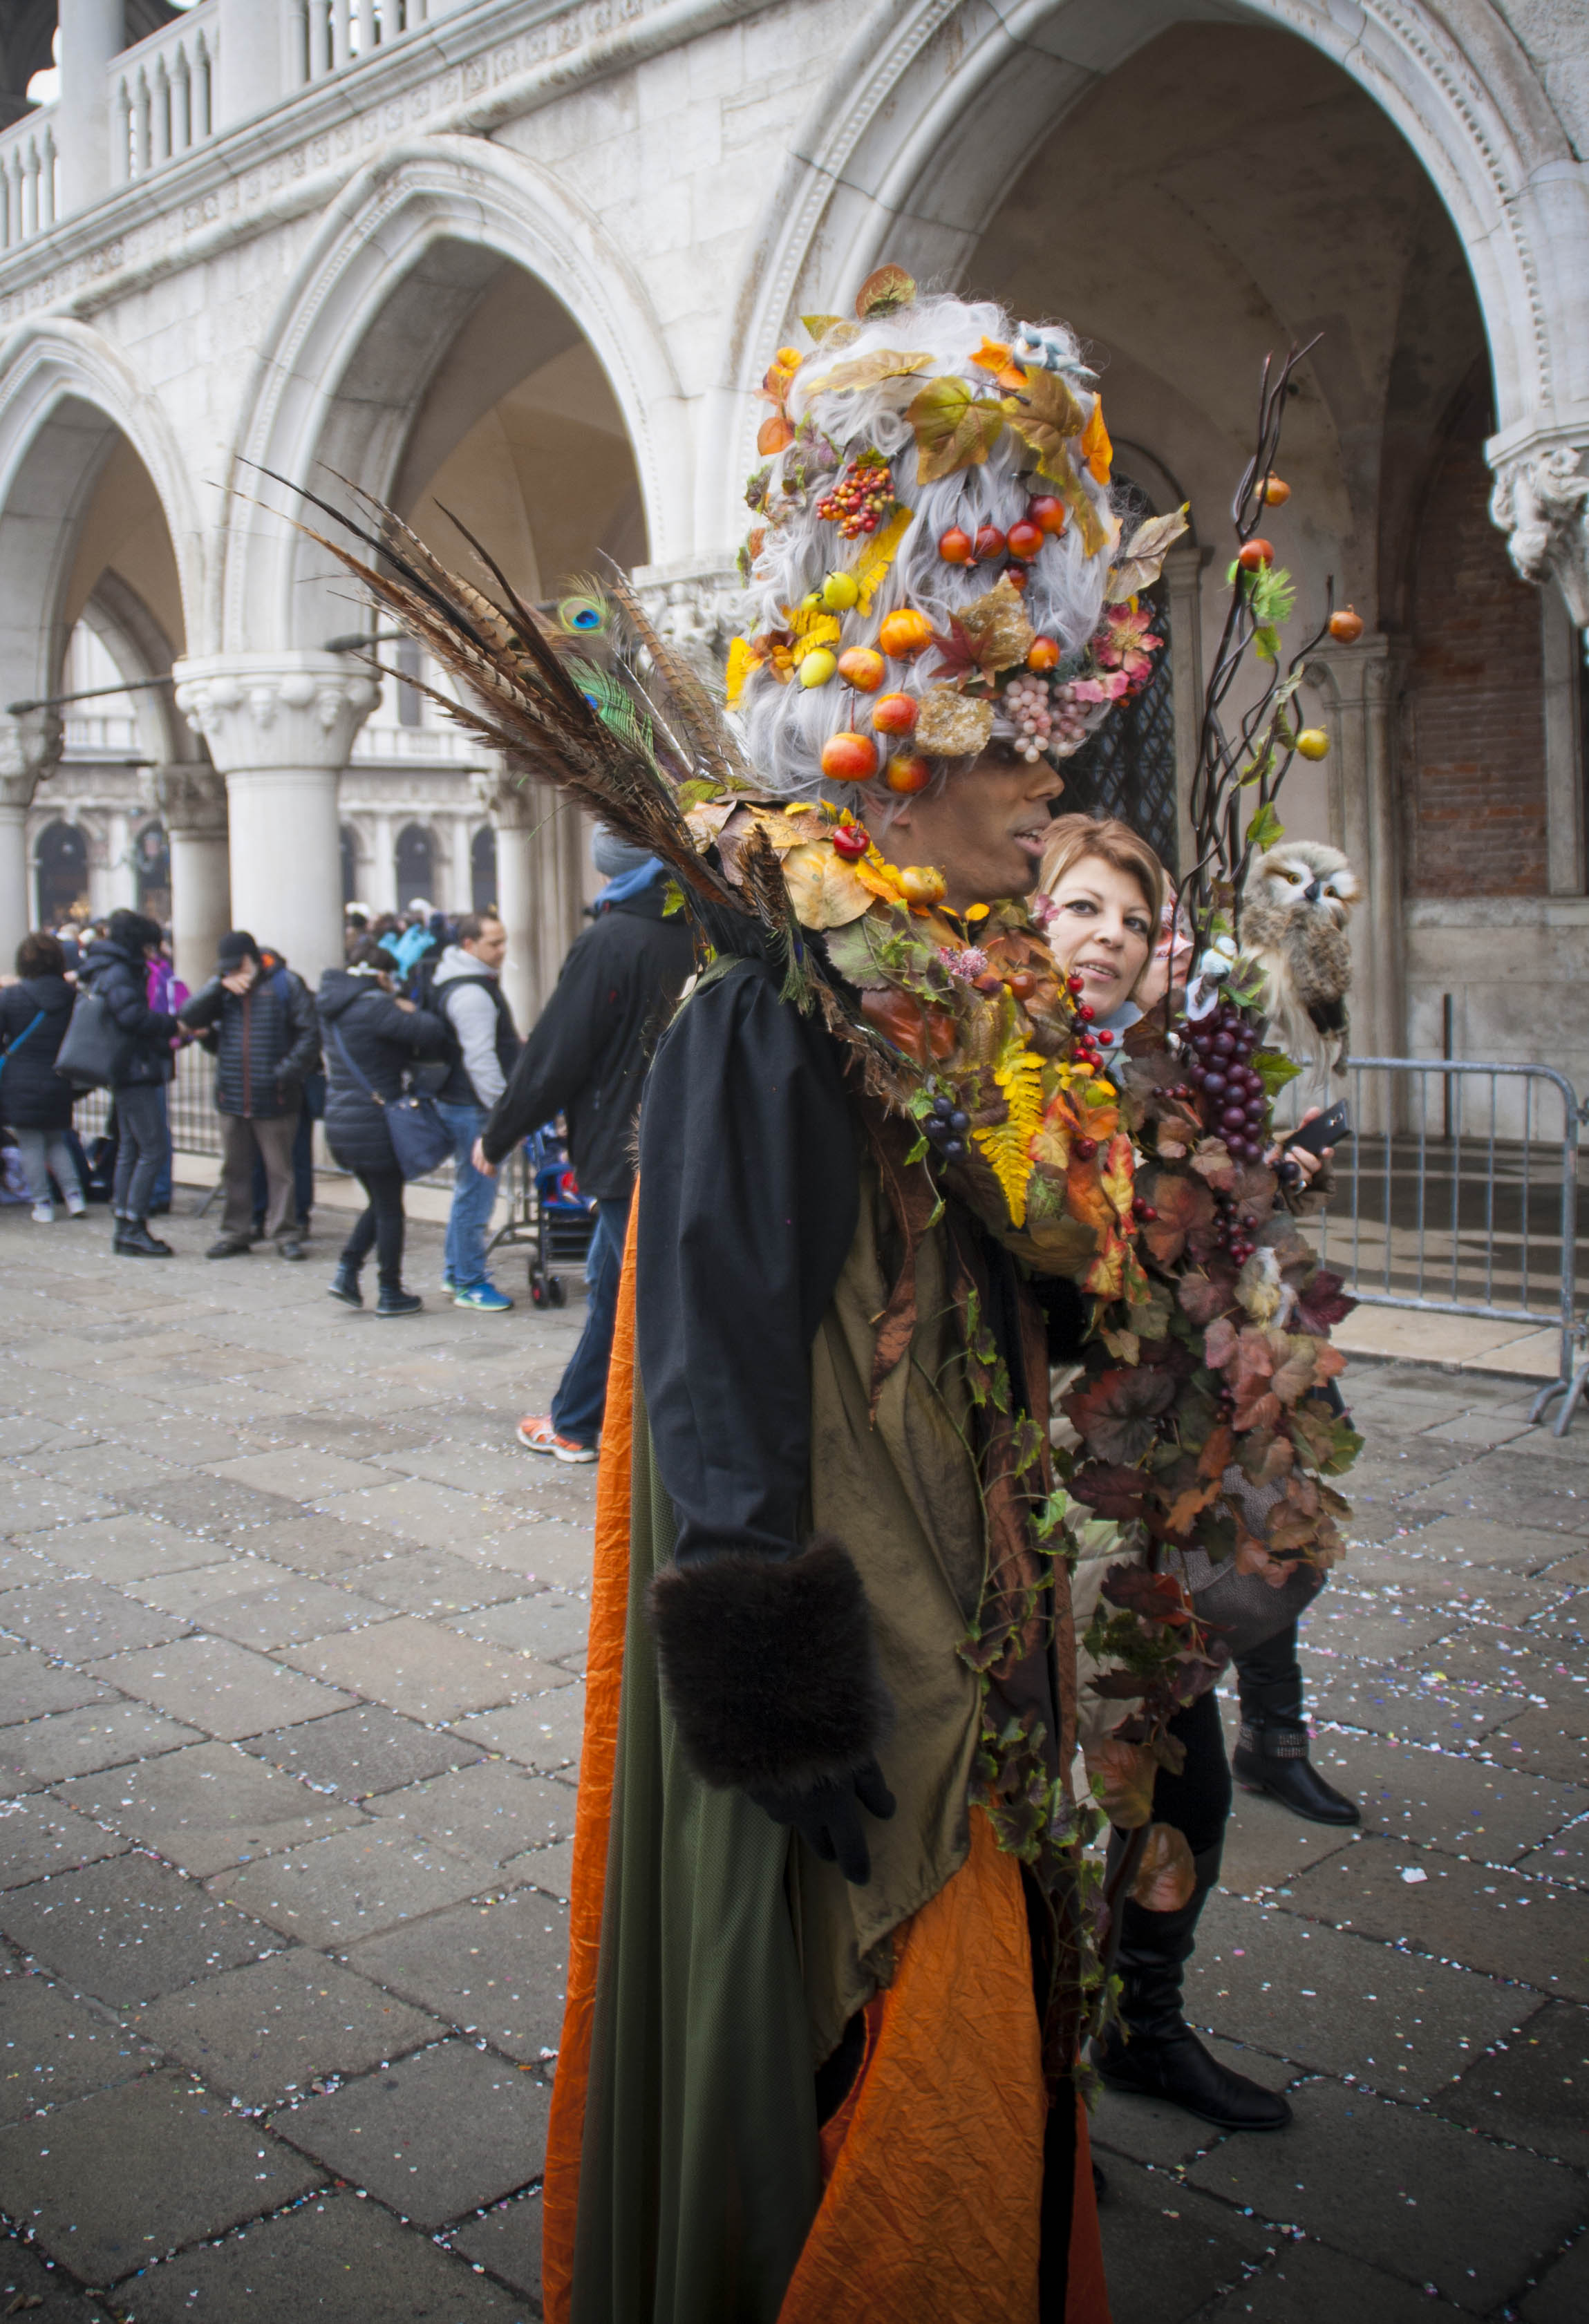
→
(732, 292, 1119, 815)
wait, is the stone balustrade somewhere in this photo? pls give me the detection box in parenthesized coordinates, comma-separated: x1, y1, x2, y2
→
(111, 2, 220, 187)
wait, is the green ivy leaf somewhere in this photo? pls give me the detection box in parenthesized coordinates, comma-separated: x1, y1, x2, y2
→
(1245, 800, 1286, 851)
(1252, 1047, 1303, 1097)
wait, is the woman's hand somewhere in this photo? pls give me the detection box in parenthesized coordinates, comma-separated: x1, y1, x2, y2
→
(473, 1138, 496, 1178)
(1269, 1103, 1333, 1187)
(393, 996, 416, 1014)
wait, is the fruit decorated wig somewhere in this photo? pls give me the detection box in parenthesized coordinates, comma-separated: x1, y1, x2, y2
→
(728, 278, 1153, 816)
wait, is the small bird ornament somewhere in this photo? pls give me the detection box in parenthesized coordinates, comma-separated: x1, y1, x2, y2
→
(1241, 842, 1362, 1076)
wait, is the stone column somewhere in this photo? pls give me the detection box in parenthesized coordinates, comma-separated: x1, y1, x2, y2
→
(1162, 540, 1210, 882)
(369, 811, 397, 916)
(155, 766, 231, 990)
(104, 807, 135, 911)
(56, 0, 122, 218)
(173, 656, 376, 988)
(473, 770, 587, 1034)
(0, 710, 62, 959)
(1301, 635, 1405, 1120)
(215, 0, 287, 131)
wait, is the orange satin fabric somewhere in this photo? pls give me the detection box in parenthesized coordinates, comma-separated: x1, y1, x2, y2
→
(539, 1211, 639, 2324)
(779, 1808, 1109, 2324)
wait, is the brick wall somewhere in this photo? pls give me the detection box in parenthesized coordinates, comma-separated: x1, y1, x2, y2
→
(1404, 391, 1549, 896)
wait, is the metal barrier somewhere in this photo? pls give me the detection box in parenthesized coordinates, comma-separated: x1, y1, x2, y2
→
(1315, 1058, 1589, 1435)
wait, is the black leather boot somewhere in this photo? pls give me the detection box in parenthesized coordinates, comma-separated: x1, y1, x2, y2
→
(1093, 1844, 1292, 2133)
(1234, 1625, 1360, 1827)
(117, 1219, 172, 1257)
(376, 1281, 422, 1318)
(1232, 1722, 1360, 1826)
(328, 1258, 364, 1308)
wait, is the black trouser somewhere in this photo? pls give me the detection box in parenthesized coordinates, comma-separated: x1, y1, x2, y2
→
(1140, 1685, 1233, 1863)
(1234, 1618, 1305, 1735)
(341, 1168, 406, 1285)
(111, 1082, 171, 1220)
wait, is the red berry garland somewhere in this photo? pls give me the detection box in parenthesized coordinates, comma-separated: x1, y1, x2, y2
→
(816, 451, 894, 540)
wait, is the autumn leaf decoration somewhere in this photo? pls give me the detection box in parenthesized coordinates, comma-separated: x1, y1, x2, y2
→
(974, 1041, 1044, 1228)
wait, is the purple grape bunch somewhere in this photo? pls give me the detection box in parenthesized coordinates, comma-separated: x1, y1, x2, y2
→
(1180, 1000, 1271, 1166)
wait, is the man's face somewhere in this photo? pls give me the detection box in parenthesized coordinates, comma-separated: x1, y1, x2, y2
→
(223, 954, 259, 993)
(464, 919, 508, 974)
(873, 746, 1063, 914)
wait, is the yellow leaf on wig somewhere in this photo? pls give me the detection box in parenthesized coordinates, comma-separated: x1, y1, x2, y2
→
(1001, 369, 1109, 557)
(724, 636, 762, 708)
(788, 613, 842, 667)
(853, 505, 914, 614)
(802, 349, 934, 399)
(780, 842, 876, 930)
(1080, 395, 1113, 484)
(907, 377, 1007, 484)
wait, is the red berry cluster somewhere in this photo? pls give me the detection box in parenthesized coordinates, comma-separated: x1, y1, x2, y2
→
(816, 452, 894, 539)
(1181, 999, 1269, 1162)
(1066, 974, 1116, 1076)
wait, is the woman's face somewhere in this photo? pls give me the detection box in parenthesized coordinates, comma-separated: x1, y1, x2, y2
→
(1044, 855, 1155, 1016)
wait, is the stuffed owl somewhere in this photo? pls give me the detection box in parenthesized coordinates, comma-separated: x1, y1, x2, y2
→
(1241, 842, 1362, 1074)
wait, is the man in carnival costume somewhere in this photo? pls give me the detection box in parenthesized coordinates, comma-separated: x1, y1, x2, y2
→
(304, 270, 1357, 2323)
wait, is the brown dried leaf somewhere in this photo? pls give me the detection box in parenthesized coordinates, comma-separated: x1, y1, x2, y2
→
(1085, 1737, 1157, 1829)
(1131, 1822, 1197, 1911)
(856, 265, 917, 319)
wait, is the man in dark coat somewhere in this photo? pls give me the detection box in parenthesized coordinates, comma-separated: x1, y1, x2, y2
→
(80, 908, 183, 1256)
(0, 930, 87, 1220)
(477, 831, 693, 1460)
(180, 931, 320, 1260)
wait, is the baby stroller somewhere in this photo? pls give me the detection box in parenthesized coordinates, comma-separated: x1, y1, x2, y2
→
(489, 1121, 596, 1306)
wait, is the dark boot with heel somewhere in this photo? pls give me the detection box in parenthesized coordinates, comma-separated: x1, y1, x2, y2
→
(116, 1219, 171, 1257)
(1093, 1844, 1292, 2133)
(328, 1259, 364, 1308)
(1233, 1631, 1360, 1828)
(376, 1281, 422, 1318)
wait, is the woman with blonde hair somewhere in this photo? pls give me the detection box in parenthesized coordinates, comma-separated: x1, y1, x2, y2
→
(1038, 813, 1165, 1049)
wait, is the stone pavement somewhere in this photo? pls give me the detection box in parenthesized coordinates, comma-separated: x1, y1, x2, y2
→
(0, 1202, 1584, 2321)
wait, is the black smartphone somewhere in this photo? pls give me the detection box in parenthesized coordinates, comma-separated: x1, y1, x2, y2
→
(1284, 1099, 1351, 1157)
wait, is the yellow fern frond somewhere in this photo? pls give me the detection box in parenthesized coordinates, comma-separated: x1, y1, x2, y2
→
(975, 1046, 1044, 1227)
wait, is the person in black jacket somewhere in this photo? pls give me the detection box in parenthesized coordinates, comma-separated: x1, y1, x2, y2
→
(180, 931, 319, 1262)
(317, 939, 449, 1317)
(0, 932, 87, 1222)
(477, 831, 694, 1459)
(80, 909, 183, 1257)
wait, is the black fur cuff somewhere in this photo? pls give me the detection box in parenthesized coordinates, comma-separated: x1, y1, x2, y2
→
(648, 1533, 887, 1792)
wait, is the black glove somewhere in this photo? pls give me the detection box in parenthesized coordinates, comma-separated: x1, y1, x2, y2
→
(747, 1755, 896, 1885)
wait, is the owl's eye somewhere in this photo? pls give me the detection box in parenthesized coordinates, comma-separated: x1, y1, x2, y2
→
(1278, 869, 1302, 884)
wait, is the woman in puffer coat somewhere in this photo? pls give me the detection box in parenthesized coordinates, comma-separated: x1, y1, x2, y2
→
(0, 931, 87, 1221)
(316, 938, 447, 1316)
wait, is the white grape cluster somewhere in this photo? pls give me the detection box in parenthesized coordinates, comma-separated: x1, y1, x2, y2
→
(1002, 670, 1093, 762)
(1003, 670, 1055, 762)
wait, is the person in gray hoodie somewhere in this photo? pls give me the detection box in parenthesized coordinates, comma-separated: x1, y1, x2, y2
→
(427, 911, 521, 1310)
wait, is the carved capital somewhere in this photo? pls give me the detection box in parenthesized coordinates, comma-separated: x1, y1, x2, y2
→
(471, 764, 538, 831)
(153, 764, 230, 840)
(0, 708, 64, 811)
(1489, 443, 1589, 632)
(629, 555, 742, 675)
(171, 655, 378, 774)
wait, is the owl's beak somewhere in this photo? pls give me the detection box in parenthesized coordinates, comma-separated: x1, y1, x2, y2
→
(1303, 878, 1324, 903)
